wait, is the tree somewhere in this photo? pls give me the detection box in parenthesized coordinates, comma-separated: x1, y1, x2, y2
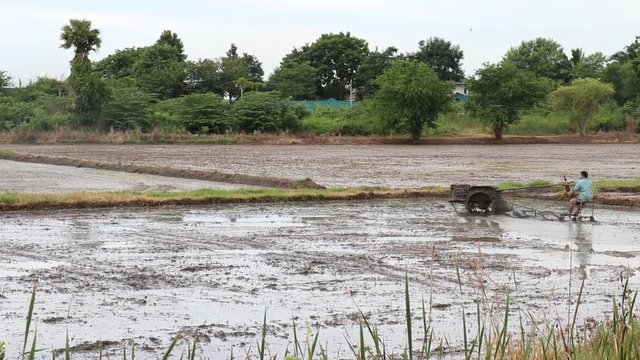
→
(133, 43, 187, 99)
(0, 70, 12, 90)
(132, 31, 188, 99)
(372, 60, 452, 141)
(603, 62, 640, 105)
(60, 19, 102, 61)
(220, 56, 250, 101)
(267, 60, 317, 99)
(94, 31, 188, 100)
(551, 78, 614, 136)
(354, 47, 399, 99)
(60, 19, 108, 127)
(241, 53, 264, 82)
(466, 62, 553, 140)
(611, 36, 640, 63)
(93, 47, 144, 79)
(605, 37, 640, 105)
(503, 37, 571, 82)
(185, 59, 224, 95)
(155, 30, 186, 61)
(219, 44, 265, 101)
(235, 77, 262, 98)
(304, 32, 369, 99)
(412, 37, 464, 81)
(572, 51, 607, 79)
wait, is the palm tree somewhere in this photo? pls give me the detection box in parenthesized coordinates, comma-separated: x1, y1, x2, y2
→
(60, 19, 101, 62)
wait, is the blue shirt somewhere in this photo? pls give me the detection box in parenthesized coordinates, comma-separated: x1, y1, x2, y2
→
(574, 178, 593, 202)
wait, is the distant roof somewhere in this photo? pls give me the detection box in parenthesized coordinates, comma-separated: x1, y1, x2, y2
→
(452, 92, 469, 102)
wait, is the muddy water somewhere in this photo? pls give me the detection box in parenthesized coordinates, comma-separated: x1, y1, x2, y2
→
(1, 200, 639, 358)
(4, 144, 640, 187)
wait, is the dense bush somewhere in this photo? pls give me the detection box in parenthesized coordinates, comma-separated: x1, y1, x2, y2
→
(155, 93, 229, 134)
(588, 103, 626, 132)
(232, 91, 304, 133)
(12, 77, 66, 102)
(0, 98, 36, 130)
(300, 103, 384, 136)
(507, 111, 573, 135)
(102, 87, 155, 131)
(25, 110, 71, 131)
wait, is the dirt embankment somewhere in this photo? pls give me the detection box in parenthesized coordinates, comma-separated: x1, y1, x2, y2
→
(290, 133, 639, 145)
(0, 130, 637, 145)
(0, 151, 325, 190)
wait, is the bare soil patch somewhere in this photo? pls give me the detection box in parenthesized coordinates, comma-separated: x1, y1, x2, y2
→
(0, 152, 324, 190)
(0, 159, 260, 193)
(3, 143, 639, 188)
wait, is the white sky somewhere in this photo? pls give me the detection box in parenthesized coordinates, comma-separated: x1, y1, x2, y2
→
(1, 0, 638, 85)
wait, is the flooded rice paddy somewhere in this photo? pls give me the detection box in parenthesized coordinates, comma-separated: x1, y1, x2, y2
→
(1, 199, 640, 358)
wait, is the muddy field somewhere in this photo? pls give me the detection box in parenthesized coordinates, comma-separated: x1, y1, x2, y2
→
(3, 144, 640, 188)
(0, 159, 261, 193)
(1, 199, 639, 358)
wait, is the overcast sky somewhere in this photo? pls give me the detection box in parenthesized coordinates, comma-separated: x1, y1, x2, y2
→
(2, 0, 639, 85)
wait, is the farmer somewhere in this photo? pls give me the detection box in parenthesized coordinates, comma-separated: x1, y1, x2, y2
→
(568, 171, 593, 216)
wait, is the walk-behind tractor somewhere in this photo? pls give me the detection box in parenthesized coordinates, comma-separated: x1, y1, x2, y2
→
(448, 183, 595, 221)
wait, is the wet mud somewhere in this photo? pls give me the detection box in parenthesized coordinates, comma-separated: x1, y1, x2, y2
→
(0, 159, 265, 193)
(0, 153, 324, 190)
(1, 199, 639, 358)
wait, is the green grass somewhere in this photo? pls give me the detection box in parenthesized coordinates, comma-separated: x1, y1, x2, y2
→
(428, 110, 484, 136)
(0, 186, 450, 210)
(507, 112, 573, 135)
(496, 179, 552, 189)
(594, 179, 640, 190)
(0, 192, 18, 205)
(496, 178, 640, 192)
(0, 149, 17, 157)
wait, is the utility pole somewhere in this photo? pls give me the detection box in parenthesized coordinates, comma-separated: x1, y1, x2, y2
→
(349, 79, 353, 107)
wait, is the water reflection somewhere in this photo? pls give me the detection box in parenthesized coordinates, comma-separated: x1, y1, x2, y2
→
(568, 222, 594, 267)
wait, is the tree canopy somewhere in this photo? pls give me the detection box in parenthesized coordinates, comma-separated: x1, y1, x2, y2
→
(0, 70, 11, 90)
(571, 50, 607, 80)
(372, 60, 452, 141)
(354, 47, 399, 99)
(267, 60, 318, 100)
(60, 19, 102, 62)
(466, 62, 553, 139)
(551, 78, 614, 136)
(288, 32, 369, 99)
(412, 37, 464, 81)
(503, 37, 571, 83)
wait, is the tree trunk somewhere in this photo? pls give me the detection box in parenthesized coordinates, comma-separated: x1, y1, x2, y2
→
(579, 122, 587, 137)
(409, 119, 422, 143)
(494, 125, 503, 140)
